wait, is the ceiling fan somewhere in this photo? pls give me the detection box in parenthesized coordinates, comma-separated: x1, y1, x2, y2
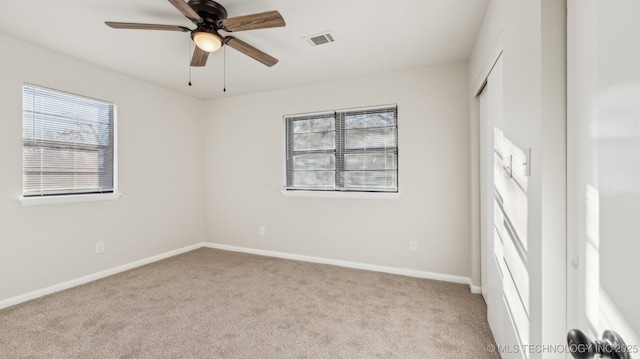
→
(105, 0, 285, 67)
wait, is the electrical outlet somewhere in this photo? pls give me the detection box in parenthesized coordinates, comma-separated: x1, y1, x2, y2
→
(95, 241, 104, 254)
(259, 226, 266, 236)
(409, 241, 417, 252)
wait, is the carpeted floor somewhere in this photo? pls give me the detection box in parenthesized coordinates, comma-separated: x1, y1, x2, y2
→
(0, 248, 498, 358)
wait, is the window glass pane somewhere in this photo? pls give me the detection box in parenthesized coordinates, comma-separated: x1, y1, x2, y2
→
(293, 171, 336, 189)
(23, 115, 112, 145)
(345, 112, 396, 129)
(23, 174, 105, 195)
(293, 131, 335, 151)
(293, 117, 335, 133)
(23, 146, 110, 172)
(344, 153, 397, 171)
(345, 128, 397, 149)
(343, 171, 397, 191)
(293, 154, 335, 170)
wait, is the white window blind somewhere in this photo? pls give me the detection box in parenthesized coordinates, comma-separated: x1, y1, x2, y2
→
(22, 84, 115, 197)
(285, 105, 398, 193)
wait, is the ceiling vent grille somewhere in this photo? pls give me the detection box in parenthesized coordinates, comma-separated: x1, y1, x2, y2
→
(304, 32, 335, 47)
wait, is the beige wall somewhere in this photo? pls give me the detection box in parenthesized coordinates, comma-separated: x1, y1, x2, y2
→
(203, 63, 472, 279)
(0, 35, 477, 304)
(0, 34, 206, 302)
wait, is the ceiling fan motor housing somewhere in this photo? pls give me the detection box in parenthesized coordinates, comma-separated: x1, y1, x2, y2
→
(188, 0, 228, 24)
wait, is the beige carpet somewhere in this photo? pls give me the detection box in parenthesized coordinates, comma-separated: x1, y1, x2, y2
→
(0, 248, 498, 358)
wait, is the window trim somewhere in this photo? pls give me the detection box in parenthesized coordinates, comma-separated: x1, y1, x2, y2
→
(20, 84, 120, 206)
(19, 192, 122, 207)
(280, 189, 400, 200)
(283, 104, 399, 194)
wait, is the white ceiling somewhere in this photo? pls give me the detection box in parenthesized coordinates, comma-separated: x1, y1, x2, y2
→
(0, 0, 489, 100)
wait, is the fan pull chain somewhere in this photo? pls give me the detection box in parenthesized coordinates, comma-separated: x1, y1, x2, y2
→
(188, 39, 192, 86)
(223, 45, 227, 92)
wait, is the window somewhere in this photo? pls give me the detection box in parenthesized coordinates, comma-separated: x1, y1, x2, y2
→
(22, 84, 116, 198)
(285, 105, 398, 193)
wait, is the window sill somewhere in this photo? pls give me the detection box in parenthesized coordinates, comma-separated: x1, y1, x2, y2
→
(281, 190, 400, 200)
(19, 192, 123, 207)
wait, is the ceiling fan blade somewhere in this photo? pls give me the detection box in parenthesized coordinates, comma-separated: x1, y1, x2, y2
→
(219, 11, 285, 32)
(191, 46, 209, 67)
(225, 36, 278, 67)
(105, 22, 191, 32)
(167, 0, 202, 23)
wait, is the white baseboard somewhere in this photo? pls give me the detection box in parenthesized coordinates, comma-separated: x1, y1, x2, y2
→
(204, 242, 478, 292)
(0, 243, 203, 310)
(1, 242, 480, 310)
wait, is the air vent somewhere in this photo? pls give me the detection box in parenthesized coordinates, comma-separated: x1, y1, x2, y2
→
(304, 32, 336, 47)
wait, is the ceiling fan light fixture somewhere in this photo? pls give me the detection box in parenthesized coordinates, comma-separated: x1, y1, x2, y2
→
(193, 31, 223, 52)
(106, 0, 286, 67)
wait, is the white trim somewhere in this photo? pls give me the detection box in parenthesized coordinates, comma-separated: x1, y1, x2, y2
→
(204, 243, 476, 291)
(0, 243, 202, 310)
(19, 192, 123, 207)
(281, 190, 400, 200)
(283, 104, 397, 119)
(0, 242, 479, 310)
(333, 103, 398, 114)
(112, 104, 120, 196)
(470, 285, 482, 294)
(472, 30, 504, 97)
(283, 110, 335, 119)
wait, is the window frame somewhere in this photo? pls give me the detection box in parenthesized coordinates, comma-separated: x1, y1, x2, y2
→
(19, 84, 120, 206)
(283, 104, 399, 196)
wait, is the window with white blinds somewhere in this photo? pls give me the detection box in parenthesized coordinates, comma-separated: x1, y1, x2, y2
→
(285, 105, 398, 193)
(22, 84, 116, 197)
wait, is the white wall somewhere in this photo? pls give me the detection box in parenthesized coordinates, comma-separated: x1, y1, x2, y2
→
(468, 0, 566, 356)
(0, 34, 206, 302)
(203, 64, 472, 279)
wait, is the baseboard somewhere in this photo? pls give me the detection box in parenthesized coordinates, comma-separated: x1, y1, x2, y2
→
(204, 242, 478, 292)
(1, 242, 480, 310)
(0, 243, 203, 310)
